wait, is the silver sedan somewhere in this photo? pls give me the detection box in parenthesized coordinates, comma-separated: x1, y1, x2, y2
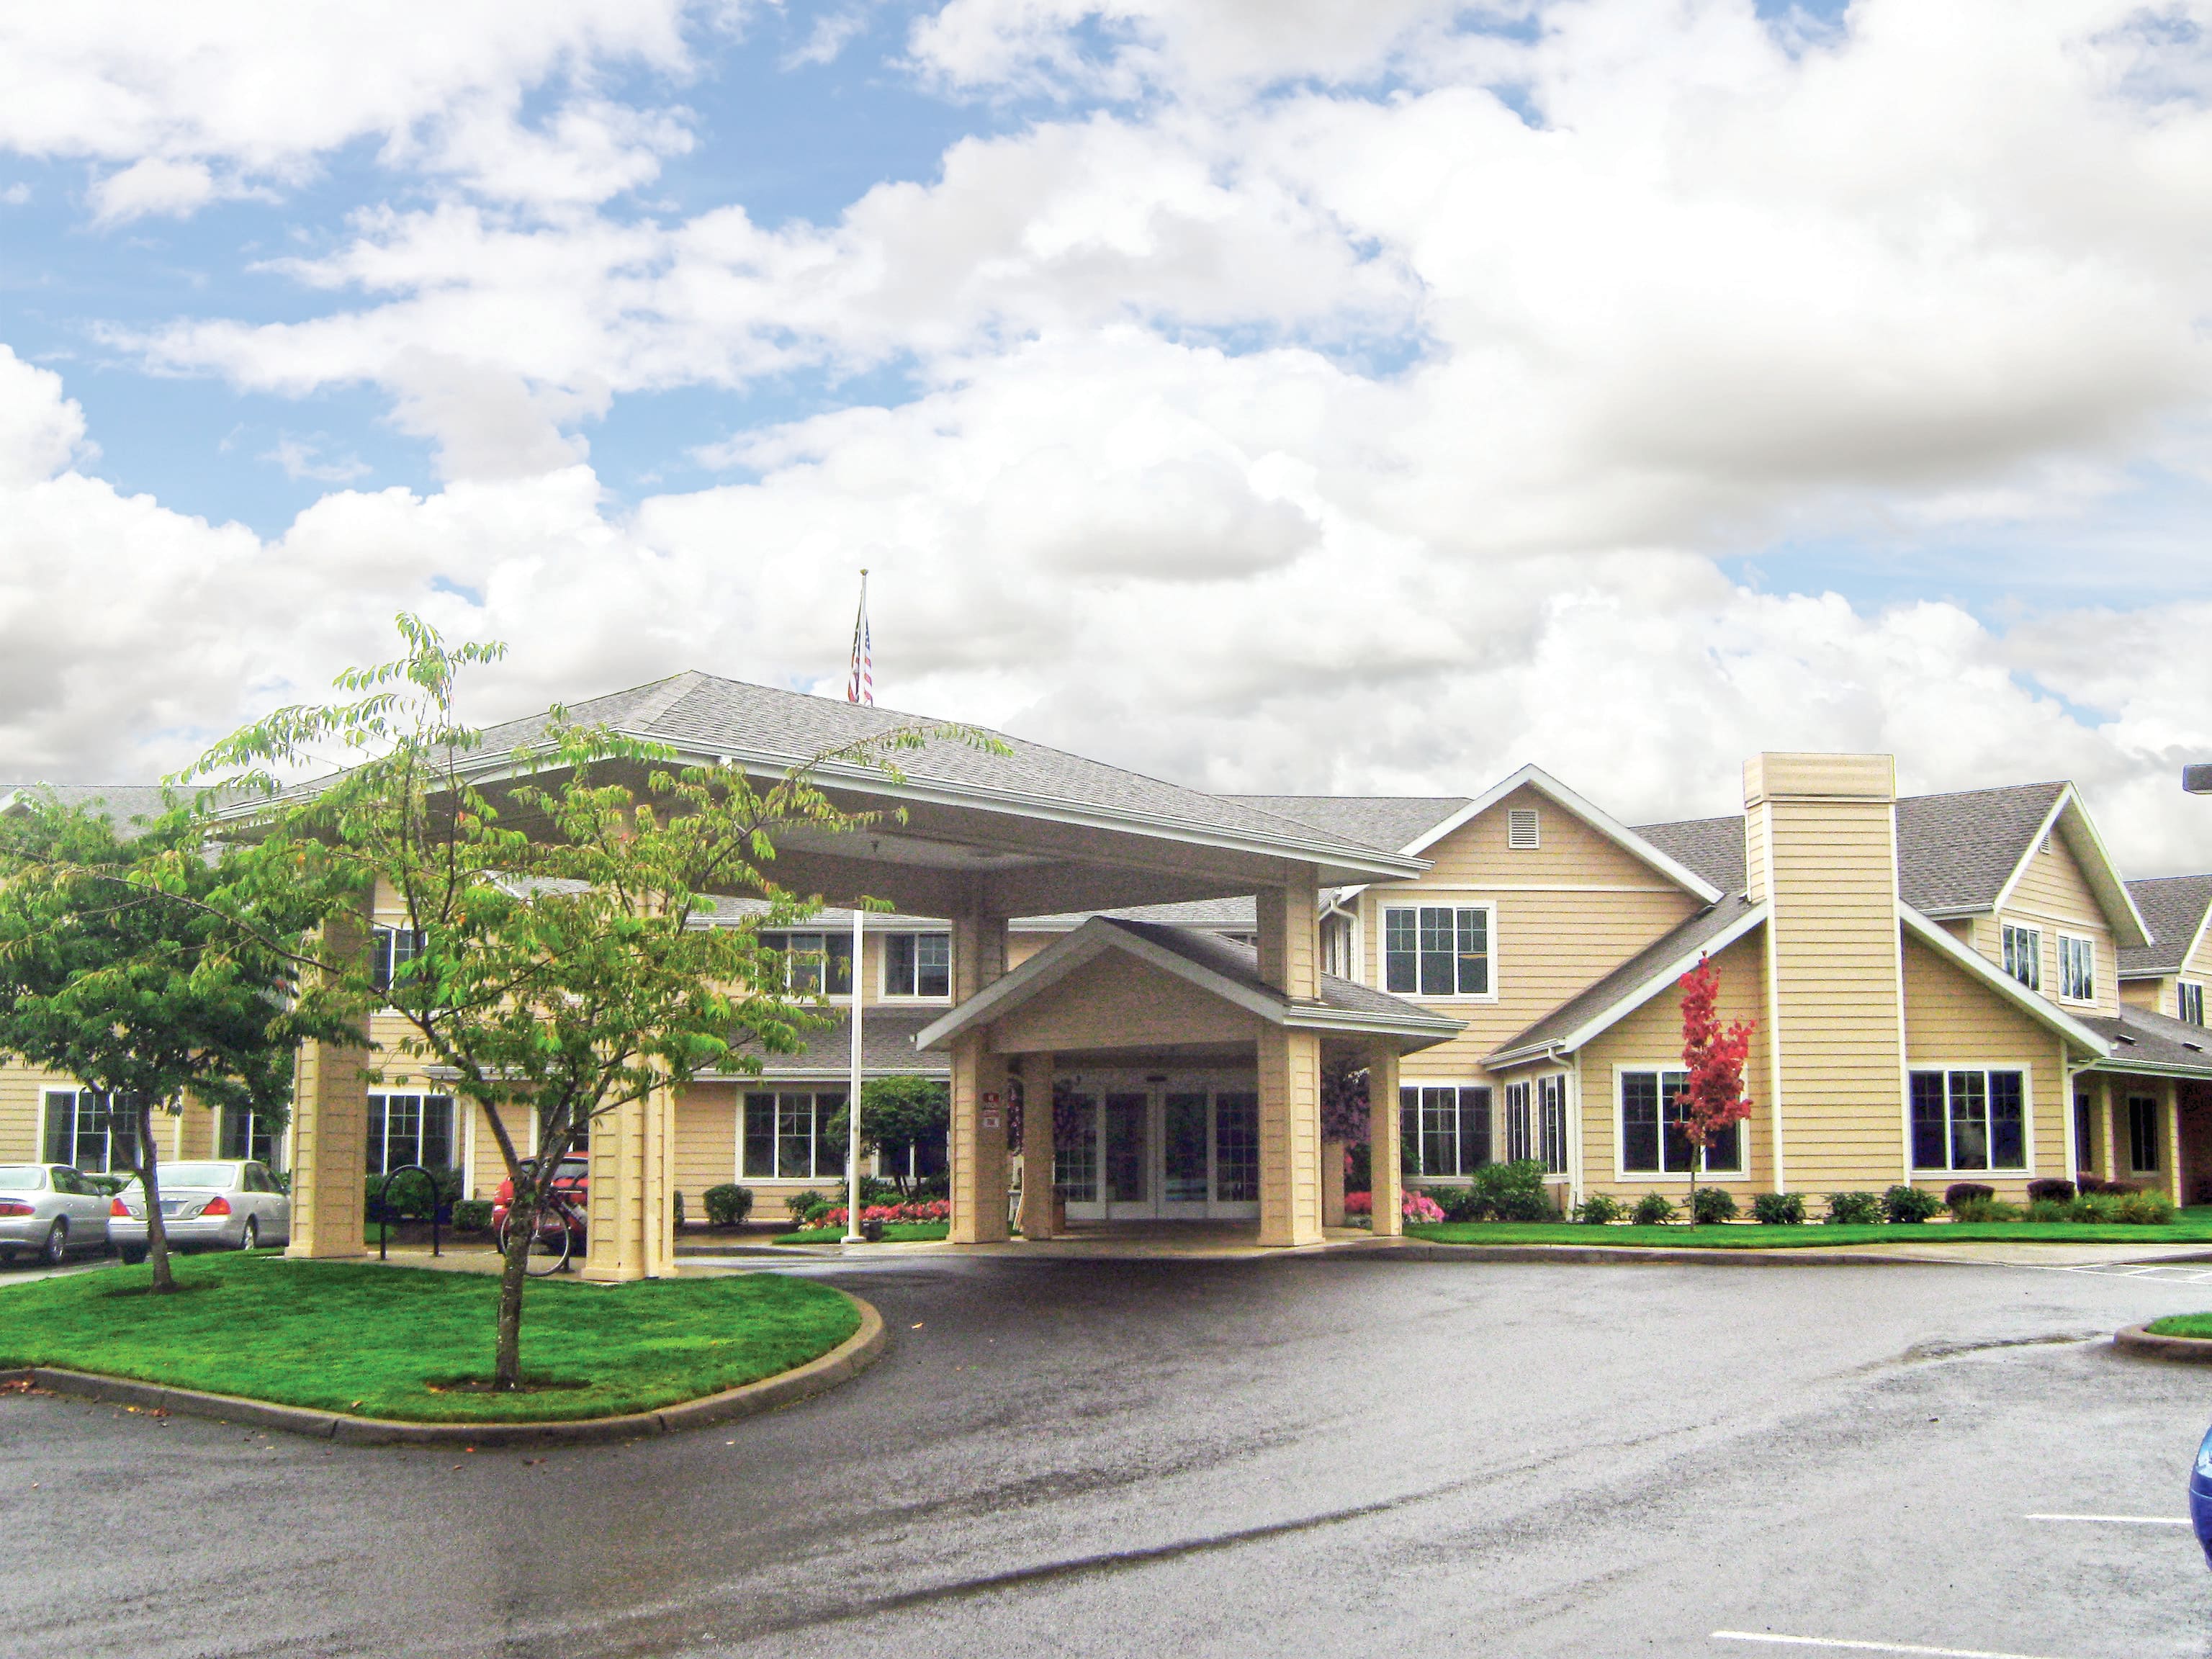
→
(0, 1164, 114, 1267)
(109, 1161, 291, 1261)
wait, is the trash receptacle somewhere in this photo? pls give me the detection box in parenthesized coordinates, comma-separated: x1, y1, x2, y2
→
(861, 1215, 884, 1243)
(2190, 1421, 2212, 1568)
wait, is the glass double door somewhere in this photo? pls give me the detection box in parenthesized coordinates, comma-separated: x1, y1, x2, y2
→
(1057, 1073, 1260, 1221)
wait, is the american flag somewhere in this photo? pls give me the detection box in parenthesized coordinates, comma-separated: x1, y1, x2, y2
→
(846, 570, 873, 706)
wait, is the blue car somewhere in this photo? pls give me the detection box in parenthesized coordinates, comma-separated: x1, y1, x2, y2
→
(2192, 1421, 2212, 1568)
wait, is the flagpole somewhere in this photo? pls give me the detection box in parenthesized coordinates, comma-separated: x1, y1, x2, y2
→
(843, 568, 869, 1245)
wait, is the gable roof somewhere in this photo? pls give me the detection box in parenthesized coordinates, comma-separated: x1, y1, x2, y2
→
(1228, 796, 1470, 855)
(914, 916, 1462, 1051)
(458, 672, 1426, 886)
(1485, 894, 1768, 1068)
(1012, 895, 1259, 934)
(0, 783, 172, 837)
(2121, 874, 2212, 979)
(1634, 781, 2149, 947)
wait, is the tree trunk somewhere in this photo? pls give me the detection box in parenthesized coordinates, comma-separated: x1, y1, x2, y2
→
(136, 1099, 176, 1295)
(494, 1189, 533, 1390)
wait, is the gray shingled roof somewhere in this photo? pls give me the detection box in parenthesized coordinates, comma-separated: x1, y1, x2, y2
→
(2122, 875, 2212, 977)
(1487, 894, 1765, 1064)
(2079, 1006, 2212, 1078)
(0, 783, 173, 837)
(1632, 816, 1746, 896)
(1634, 782, 2069, 916)
(1096, 918, 1460, 1028)
(473, 673, 1409, 866)
(1228, 795, 1470, 854)
(1014, 896, 1259, 933)
(709, 1009, 950, 1079)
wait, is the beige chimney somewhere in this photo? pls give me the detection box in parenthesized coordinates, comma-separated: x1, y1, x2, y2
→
(1743, 754, 1906, 1192)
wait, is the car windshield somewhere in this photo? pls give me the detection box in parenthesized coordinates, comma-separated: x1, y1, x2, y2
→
(0, 1167, 50, 1190)
(555, 1160, 588, 1181)
(156, 1163, 240, 1190)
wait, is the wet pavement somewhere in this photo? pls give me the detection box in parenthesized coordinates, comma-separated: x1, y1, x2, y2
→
(4, 1251, 2209, 1658)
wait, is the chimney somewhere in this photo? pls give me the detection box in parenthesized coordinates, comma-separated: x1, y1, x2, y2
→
(1743, 754, 1905, 1192)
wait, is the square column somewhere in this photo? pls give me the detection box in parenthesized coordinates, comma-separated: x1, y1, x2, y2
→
(2167, 1079, 2185, 1205)
(2098, 1075, 2116, 1182)
(1366, 1041, 1403, 1238)
(1255, 876, 1318, 999)
(583, 1081, 675, 1282)
(1259, 1026, 1323, 1248)
(1018, 1051, 1058, 1239)
(948, 1032, 1011, 1243)
(287, 904, 373, 1259)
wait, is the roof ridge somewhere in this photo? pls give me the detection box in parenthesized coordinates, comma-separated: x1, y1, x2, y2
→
(618, 671, 711, 732)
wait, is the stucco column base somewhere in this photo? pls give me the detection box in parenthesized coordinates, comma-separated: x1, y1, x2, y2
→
(1259, 1027, 1323, 1248)
(1366, 1042, 1403, 1238)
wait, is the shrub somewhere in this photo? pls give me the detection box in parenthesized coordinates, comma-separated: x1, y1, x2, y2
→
(365, 1165, 463, 1221)
(1825, 1191, 1883, 1225)
(1430, 1184, 1489, 1223)
(785, 1188, 828, 1225)
(702, 1184, 754, 1227)
(2069, 1192, 2120, 1223)
(1632, 1192, 1678, 1226)
(2023, 1197, 2072, 1223)
(2115, 1190, 2177, 1226)
(2026, 1178, 2077, 1205)
(1883, 1184, 1944, 1223)
(1470, 1159, 1554, 1221)
(1689, 1187, 1738, 1225)
(1750, 1191, 1806, 1226)
(1403, 1190, 1447, 1224)
(1943, 1182, 1996, 1210)
(2105, 1180, 2142, 1197)
(452, 1199, 493, 1232)
(1951, 1197, 2020, 1222)
(673, 1189, 685, 1228)
(1573, 1192, 1627, 1225)
(1343, 1191, 1372, 1216)
(1345, 1141, 1372, 1193)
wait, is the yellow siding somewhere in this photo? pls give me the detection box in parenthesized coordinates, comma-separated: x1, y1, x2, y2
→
(673, 1083, 739, 1214)
(1900, 936, 2068, 1197)
(1990, 833, 2118, 1014)
(2121, 978, 2164, 1013)
(1575, 930, 1773, 1193)
(0, 1064, 72, 1163)
(1360, 783, 1704, 1094)
(989, 951, 1262, 1055)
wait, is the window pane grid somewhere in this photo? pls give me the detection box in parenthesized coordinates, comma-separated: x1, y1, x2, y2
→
(1909, 1070, 2028, 1172)
(1385, 905, 1492, 999)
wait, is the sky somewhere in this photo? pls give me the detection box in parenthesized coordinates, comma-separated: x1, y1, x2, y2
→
(1, 0, 2210, 873)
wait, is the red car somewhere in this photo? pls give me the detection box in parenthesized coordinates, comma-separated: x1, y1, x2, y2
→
(492, 1156, 589, 1239)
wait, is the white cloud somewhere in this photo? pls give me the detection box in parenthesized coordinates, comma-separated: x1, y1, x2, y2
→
(0, 0, 698, 219)
(260, 435, 372, 483)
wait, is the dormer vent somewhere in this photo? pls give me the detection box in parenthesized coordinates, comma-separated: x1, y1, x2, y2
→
(1507, 808, 1540, 850)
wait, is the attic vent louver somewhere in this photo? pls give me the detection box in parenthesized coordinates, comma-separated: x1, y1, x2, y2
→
(1507, 808, 1540, 850)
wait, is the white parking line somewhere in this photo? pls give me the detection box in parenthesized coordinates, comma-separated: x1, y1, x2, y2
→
(2024, 1511, 2190, 1526)
(1712, 1633, 2073, 1658)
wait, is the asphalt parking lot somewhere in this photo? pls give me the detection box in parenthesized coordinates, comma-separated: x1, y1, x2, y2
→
(3, 1251, 2208, 1658)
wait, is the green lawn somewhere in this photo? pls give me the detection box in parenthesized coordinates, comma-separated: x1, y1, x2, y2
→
(0, 1253, 860, 1423)
(773, 1222, 951, 1245)
(2146, 1313, 2212, 1339)
(1405, 1213, 2212, 1249)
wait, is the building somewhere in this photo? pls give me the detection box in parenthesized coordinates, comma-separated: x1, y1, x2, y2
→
(5, 676, 2212, 1258)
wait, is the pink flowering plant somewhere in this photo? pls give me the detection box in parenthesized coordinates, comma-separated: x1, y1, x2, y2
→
(1403, 1190, 1446, 1224)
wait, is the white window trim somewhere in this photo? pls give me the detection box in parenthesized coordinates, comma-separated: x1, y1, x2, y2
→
(1534, 1070, 1571, 1181)
(2055, 932, 2098, 1005)
(1999, 920, 2042, 993)
(1609, 1064, 1753, 1184)
(1906, 1061, 2037, 1177)
(877, 930, 954, 1004)
(760, 930, 858, 1004)
(2123, 1092, 2164, 1176)
(1506, 807, 1541, 850)
(2177, 979, 2205, 1025)
(1380, 896, 1501, 1004)
(1398, 1079, 1495, 1183)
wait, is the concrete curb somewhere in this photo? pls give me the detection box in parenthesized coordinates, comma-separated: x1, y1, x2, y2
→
(1371, 1241, 1953, 1267)
(2, 1293, 886, 1447)
(2113, 1323, 2212, 1364)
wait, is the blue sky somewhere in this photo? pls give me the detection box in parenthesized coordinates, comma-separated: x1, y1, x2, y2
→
(0, 0, 2208, 867)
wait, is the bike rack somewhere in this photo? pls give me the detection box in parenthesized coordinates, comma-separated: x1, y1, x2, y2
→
(374, 1163, 444, 1262)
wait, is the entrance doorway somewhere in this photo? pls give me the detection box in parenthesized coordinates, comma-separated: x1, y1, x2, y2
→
(1056, 1071, 1260, 1221)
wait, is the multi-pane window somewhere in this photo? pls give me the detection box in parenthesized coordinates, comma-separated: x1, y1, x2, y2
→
(741, 1090, 848, 1180)
(2074, 1090, 2095, 1174)
(2128, 1095, 2162, 1172)
(883, 932, 951, 998)
(42, 1089, 144, 1174)
(1909, 1070, 2026, 1171)
(1213, 1091, 1259, 1202)
(1619, 1070, 1744, 1175)
(760, 931, 854, 995)
(2001, 925, 2041, 991)
(368, 1094, 456, 1173)
(2180, 982, 2206, 1026)
(218, 1106, 282, 1169)
(372, 925, 428, 996)
(1383, 905, 1492, 998)
(1503, 1080, 1532, 1164)
(1537, 1075, 1569, 1175)
(1398, 1085, 1492, 1179)
(2057, 935, 2096, 1002)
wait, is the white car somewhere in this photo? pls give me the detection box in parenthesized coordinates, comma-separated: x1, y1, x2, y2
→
(0, 1164, 114, 1266)
(109, 1161, 291, 1260)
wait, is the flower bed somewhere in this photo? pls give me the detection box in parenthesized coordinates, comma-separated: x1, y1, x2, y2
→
(1343, 1190, 1442, 1222)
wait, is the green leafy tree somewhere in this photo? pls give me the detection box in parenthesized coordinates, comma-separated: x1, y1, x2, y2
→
(829, 1075, 950, 1198)
(187, 616, 974, 1389)
(0, 796, 336, 1292)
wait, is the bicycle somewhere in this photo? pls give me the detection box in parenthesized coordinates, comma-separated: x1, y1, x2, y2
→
(495, 1187, 587, 1277)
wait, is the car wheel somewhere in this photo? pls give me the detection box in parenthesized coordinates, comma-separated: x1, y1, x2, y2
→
(119, 1246, 146, 1265)
(39, 1220, 67, 1267)
(237, 1217, 258, 1252)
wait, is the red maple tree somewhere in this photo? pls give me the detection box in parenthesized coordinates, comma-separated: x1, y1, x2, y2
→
(1677, 953, 1755, 1181)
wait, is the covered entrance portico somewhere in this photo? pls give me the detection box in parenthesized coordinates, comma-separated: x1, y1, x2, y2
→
(918, 916, 1462, 1246)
